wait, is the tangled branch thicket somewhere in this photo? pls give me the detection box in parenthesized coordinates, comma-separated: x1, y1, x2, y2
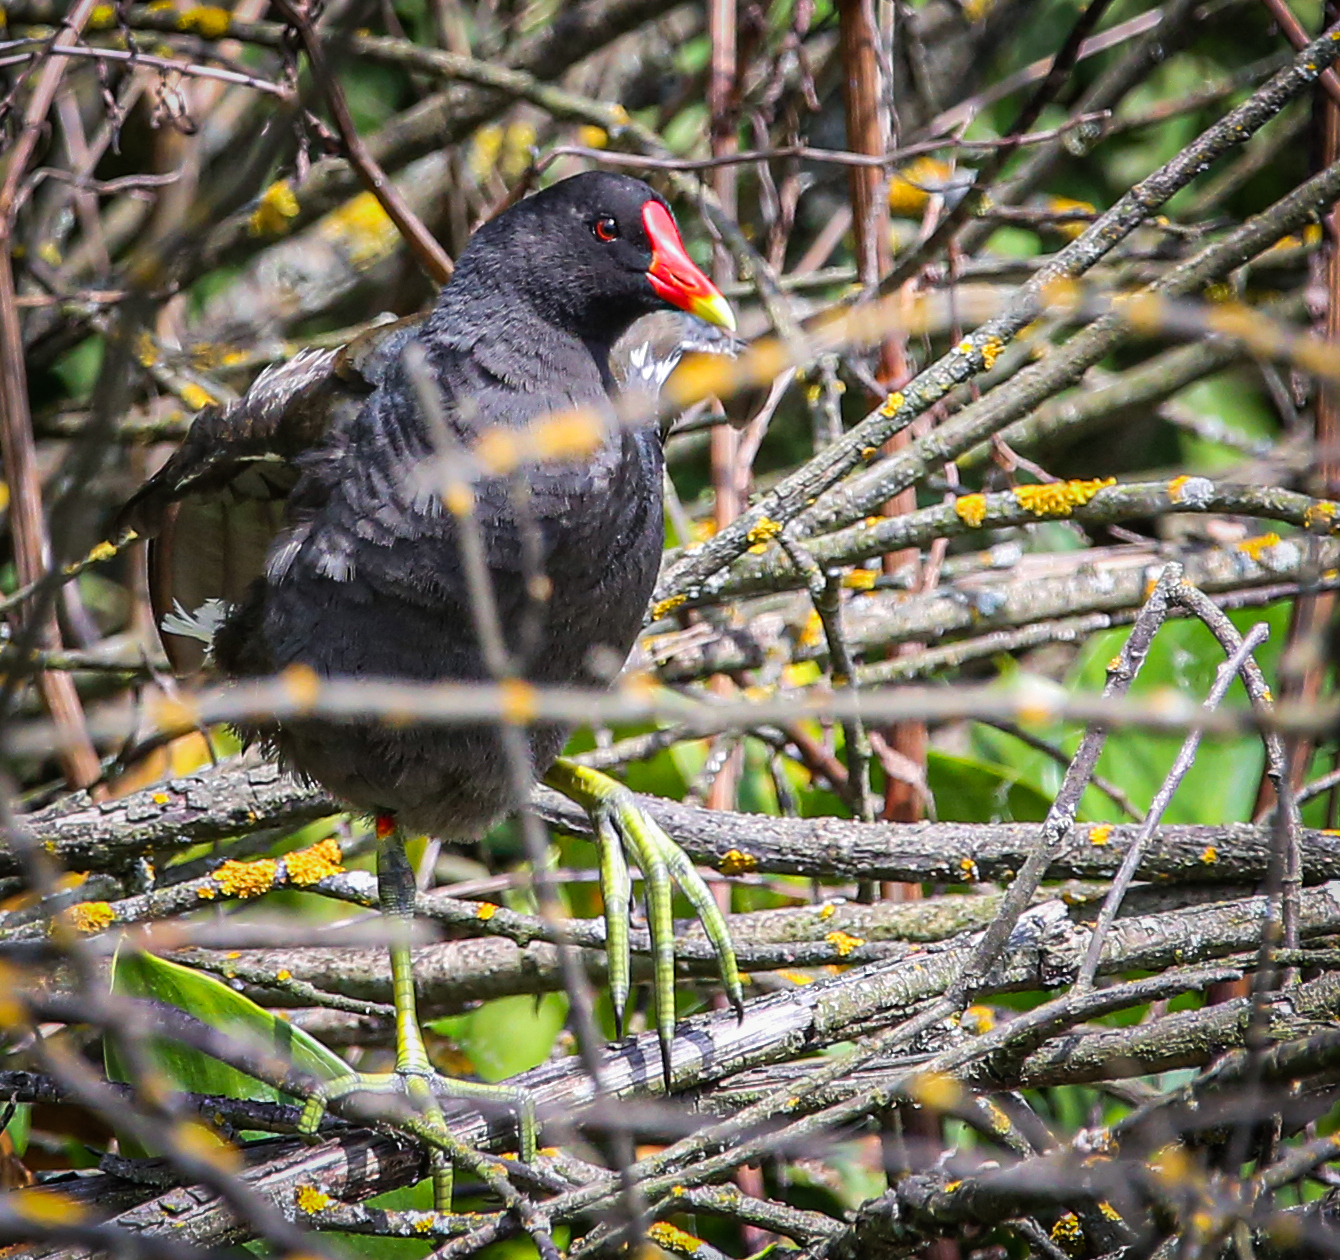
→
(13, 0, 1340, 1256)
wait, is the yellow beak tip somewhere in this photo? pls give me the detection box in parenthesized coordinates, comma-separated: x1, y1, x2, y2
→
(693, 293, 737, 333)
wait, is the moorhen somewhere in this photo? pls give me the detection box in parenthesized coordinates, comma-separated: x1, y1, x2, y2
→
(118, 171, 740, 1202)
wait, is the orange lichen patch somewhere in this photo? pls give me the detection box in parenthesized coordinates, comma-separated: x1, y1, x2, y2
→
(954, 493, 989, 529)
(718, 849, 758, 876)
(500, 678, 538, 725)
(908, 1071, 962, 1111)
(1051, 1211, 1084, 1255)
(197, 885, 217, 901)
(825, 930, 864, 957)
(178, 6, 231, 38)
(1305, 500, 1338, 531)
(1089, 824, 1113, 847)
(879, 391, 905, 417)
(978, 336, 1005, 370)
(281, 663, 321, 709)
(1237, 532, 1282, 562)
(775, 969, 813, 985)
(276, 969, 292, 981)
(295, 1185, 331, 1214)
(64, 901, 115, 935)
(475, 902, 499, 921)
(1013, 477, 1115, 518)
(818, 902, 837, 920)
(1098, 1201, 1124, 1222)
(651, 594, 687, 620)
(959, 857, 981, 881)
(798, 609, 825, 649)
(284, 837, 343, 886)
(1200, 845, 1218, 865)
(249, 180, 299, 238)
(843, 568, 877, 591)
(215, 858, 278, 899)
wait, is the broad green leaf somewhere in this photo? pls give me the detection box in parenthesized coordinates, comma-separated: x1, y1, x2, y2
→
(430, 992, 568, 1084)
(107, 950, 348, 1109)
(926, 750, 1052, 824)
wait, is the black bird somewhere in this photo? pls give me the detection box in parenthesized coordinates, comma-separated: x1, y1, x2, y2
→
(119, 172, 740, 1202)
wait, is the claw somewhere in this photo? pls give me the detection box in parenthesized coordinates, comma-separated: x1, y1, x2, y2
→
(594, 810, 632, 1037)
(544, 758, 742, 1090)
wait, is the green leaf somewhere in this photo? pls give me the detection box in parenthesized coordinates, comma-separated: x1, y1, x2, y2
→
(429, 992, 568, 1083)
(926, 750, 1052, 824)
(106, 950, 348, 1111)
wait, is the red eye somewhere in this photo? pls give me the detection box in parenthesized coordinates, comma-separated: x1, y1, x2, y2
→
(593, 215, 619, 242)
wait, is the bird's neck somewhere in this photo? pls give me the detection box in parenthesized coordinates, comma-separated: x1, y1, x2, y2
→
(424, 279, 619, 397)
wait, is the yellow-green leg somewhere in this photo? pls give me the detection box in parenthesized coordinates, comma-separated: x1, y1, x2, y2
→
(299, 814, 536, 1209)
(543, 758, 743, 1091)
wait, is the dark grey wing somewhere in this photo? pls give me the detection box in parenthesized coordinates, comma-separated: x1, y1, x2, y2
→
(116, 315, 425, 672)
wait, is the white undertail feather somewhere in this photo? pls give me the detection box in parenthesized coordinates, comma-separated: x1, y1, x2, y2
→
(162, 598, 230, 645)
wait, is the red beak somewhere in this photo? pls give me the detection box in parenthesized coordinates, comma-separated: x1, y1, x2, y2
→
(642, 201, 736, 331)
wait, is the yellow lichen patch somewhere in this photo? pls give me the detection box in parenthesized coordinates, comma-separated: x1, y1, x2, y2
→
(1044, 195, 1095, 240)
(818, 902, 837, 920)
(1237, 531, 1281, 563)
(774, 968, 814, 986)
(215, 858, 278, 899)
(276, 969, 292, 982)
(531, 409, 604, 464)
(175, 1120, 241, 1171)
(959, 856, 980, 881)
(718, 849, 757, 876)
(647, 1222, 704, 1253)
(1200, 845, 1218, 865)
(319, 191, 399, 270)
(1051, 1211, 1084, 1255)
(843, 568, 877, 591)
(285, 837, 343, 886)
(1089, 823, 1113, 847)
(954, 493, 989, 528)
(651, 594, 687, 620)
(249, 180, 300, 238)
(1305, 500, 1338, 531)
(82, 539, 122, 568)
(979, 336, 1005, 370)
(197, 885, 217, 901)
(178, 6, 231, 38)
(1098, 1200, 1123, 1222)
(64, 901, 115, 935)
(134, 330, 158, 368)
(962, 1004, 995, 1034)
(179, 382, 214, 412)
(825, 930, 864, 958)
(1167, 474, 1192, 500)
(295, 1185, 331, 1214)
(878, 391, 905, 417)
(500, 678, 538, 725)
(9, 1189, 87, 1226)
(1013, 477, 1116, 518)
(745, 516, 783, 553)
(908, 1071, 962, 1111)
(476, 902, 498, 921)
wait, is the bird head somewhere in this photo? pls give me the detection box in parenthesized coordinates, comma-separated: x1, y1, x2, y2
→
(457, 171, 735, 345)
